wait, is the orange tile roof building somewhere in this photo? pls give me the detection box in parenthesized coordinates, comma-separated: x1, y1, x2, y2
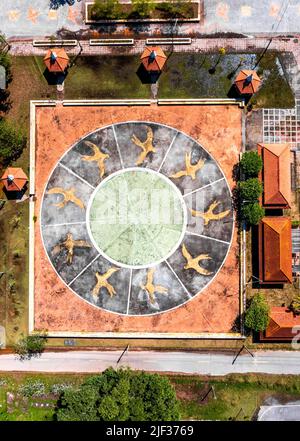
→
(260, 307, 300, 341)
(258, 217, 292, 284)
(258, 143, 291, 209)
(234, 70, 261, 95)
(0, 167, 28, 192)
(44, 48, 69, 73)
(140, 46, 167, 72)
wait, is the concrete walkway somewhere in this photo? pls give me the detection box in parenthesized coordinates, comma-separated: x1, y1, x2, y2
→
(1, 350, 300, 375)
(1, 1, 300, 38)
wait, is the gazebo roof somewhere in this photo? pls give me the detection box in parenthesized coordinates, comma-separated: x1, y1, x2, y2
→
(140, 46, 167, 72)
(1, 167, 28, 192)
(235, 69, 261, 94)
(44, 48, 69, 73)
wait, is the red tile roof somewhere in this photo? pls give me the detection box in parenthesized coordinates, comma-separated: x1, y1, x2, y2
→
(235, 70, 261, 94)
(258, 143, 291, 209)
(1, 167, 28, 192)
(261, 307, 300, 341)
(44, 48, 69, 73)
(259, 217, 292, 284)
(140, 46, 167, 72)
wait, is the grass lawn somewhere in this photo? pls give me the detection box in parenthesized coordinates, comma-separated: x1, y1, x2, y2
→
(1, 372, 300, 421)
(159, 52, 295, 108)
(0, 56, 56, 345)
(63, 55, 151, 99)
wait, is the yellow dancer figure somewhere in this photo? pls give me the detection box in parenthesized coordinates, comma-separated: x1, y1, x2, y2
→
(52, 233, 91, 265)
(170, 152, 206, 180)
(82, 141, 109, 178)
(182, 244, 213, 276)
(131, 127, 156, 165)
(92, 268, 119, 301)
(47, 187, 85, 210)
(141, 268, 168, 304)
(190, 200, 230, 225)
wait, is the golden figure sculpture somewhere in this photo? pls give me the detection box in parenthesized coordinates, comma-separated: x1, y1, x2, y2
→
(82, 141, 109, 178)
(190, 200, 230, 225)
(182, 244, 213, 276)
(47, 187, 85, 210)
(170, 152, 206, 180)
(131, 126, 156, 165)
(141, 268, 168, 304)
(92, 268, 119, 301)
(52, 233, 91, 265)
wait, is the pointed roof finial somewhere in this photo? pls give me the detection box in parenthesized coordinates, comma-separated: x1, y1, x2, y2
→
(50, 51, 57, 63)
(149, 50, 156, 62)
(7, 174, 14, 182)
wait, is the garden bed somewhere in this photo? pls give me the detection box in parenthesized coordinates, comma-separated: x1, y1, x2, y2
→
(86, 1, 200, 23)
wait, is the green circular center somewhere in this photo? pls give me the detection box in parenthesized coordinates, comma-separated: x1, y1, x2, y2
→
(88, 168, 186, 267)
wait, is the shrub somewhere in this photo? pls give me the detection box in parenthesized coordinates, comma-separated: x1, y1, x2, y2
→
(245, 293, 270, 332)
(19, 380, 46, 397)
(290, 295, 300, 316)
(131, 0, 155, 18)
(0, 119, 26, 166)
(157, 0, 194, 18)
(50, 383, 73, 395)
(13, 333, 47, 361)
(91, 0, 123, 20)
(241, 202, 265, 225)
(240, 151, 263, 178)
(239, 178, 263, 202)
(56, 367, 180, 421)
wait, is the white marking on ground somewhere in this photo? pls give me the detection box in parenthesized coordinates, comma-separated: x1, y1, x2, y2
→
(183, 177, 225, 198)
(68, 253, 100, 286)
(157, 132, 178, 172)
(112, 124, 124, 168)
(58, 163, 96, 189)
(185, 230, 231, 245)
(165, 260, 192, 299)
(126, 269, 133, 315)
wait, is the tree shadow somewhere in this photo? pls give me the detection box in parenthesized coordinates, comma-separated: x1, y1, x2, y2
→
(49, 0, 78, 9)
(0, 88, 12, 113)
(43, 68, 68, 85)
(136, 64, 161, 84)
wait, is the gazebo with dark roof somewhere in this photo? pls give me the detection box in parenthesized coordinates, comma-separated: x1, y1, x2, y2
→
(44, 48, 69, 73)
(1, 167, 28, 192)
(234, 69, 261, 95)
(140, 46, 167, 72)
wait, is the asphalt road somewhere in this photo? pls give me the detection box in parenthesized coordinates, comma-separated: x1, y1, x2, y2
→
(1, 350, 300, 375)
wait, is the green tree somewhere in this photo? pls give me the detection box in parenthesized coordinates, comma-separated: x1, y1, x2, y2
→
(158, 1, 193, 19)
(0, 119, 26, 166)
(132, 0, 155, 18)
(56, 386, 99, 421)
(91, 0, 123, 20)
(13, 333, 47, 361)
(290, 294, 300, 316)
(240, 151, 263, 178)
(239, 178, 263, 202)
(56, 367, 180, 421)
(245, 293, 270, 332)
(241, 202, 265, 225)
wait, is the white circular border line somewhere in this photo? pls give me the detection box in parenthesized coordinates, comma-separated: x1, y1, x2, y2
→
(86, 167, 188, 270)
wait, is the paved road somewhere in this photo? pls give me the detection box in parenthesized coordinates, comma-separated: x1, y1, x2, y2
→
(258, 403, 300, 421)
(1, 350, 300, 375)
(1, 1, 300, 38)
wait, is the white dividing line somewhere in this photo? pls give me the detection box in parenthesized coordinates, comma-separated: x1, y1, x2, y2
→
(68, 254, 100, 287)
(41, 221, 86, 228)
(183, 177, 225, 198)
(112, 124, 124, 169)
(157, 132, 178, 173)
(58, 163, 96, 190)
(126, 269, 133, 315)
(185, 230, 231, 245)
(165, 260, 192, 299)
